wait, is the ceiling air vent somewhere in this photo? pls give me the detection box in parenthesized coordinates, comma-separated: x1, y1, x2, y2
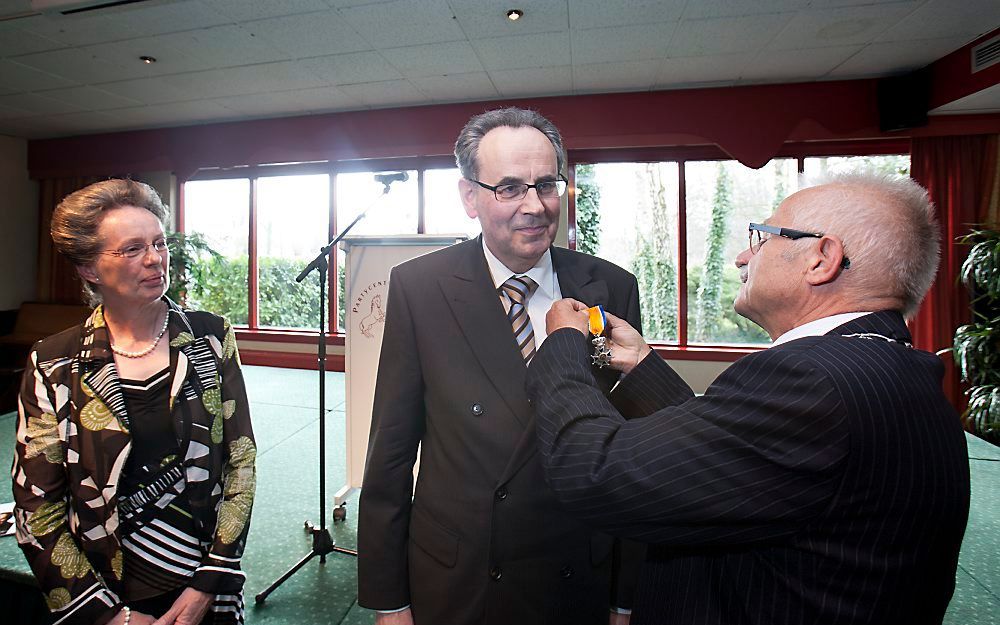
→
(29, 0, 153, 15)
(971, 33, 1000, 73)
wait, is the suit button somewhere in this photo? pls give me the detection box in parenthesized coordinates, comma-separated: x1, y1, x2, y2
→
(470, 403, 484, 416)
(527, 398, 533, 406)
(495, 486, 508, 501)
(560, 566, 574, 579)
(490, 566, 502, 581)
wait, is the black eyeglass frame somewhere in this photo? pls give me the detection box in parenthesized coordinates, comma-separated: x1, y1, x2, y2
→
(96, 237, 174, 259)
(748, 223, 850, 269)
(469, 174, 568, 202)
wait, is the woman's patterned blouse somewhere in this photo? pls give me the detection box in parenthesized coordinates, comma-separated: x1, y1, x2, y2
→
(11, 299, 256, 625)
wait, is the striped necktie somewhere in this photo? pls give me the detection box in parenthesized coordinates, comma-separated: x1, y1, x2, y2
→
(499, 275, 538, 365)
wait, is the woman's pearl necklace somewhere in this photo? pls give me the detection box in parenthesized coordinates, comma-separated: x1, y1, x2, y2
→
(111, 310, 169, 359)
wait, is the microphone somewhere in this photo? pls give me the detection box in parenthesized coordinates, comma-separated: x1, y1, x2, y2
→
(374, 171, 409, 186)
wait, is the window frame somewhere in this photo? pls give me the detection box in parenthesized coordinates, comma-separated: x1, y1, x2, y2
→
(180, 139, 910, 359)
(180, 155, 458, 346)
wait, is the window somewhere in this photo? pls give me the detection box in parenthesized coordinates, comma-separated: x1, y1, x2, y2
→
(574, 150, 909, 350)
(684, 160, 796, 345)
(182, 178, 250, 325)
(257, 174, 329, 330)
(576, 162, 680, 342)
(181, 158, 468, 334)
(180, 150, 908, 347)
(424, 168, 481, 239)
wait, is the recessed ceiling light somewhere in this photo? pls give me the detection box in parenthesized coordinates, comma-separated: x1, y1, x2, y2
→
(140, 55, 156, 64)
(506, 9, 523, 21)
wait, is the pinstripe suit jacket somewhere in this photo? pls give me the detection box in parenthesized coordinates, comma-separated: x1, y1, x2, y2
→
(528, 311, 970, 625)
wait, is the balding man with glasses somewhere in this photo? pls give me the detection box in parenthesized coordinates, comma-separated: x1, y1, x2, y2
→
(527, 171, 971, 625)
(358, 108, 643, 625)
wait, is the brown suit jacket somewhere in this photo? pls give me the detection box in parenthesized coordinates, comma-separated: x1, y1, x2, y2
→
(358, 237, 642, 625)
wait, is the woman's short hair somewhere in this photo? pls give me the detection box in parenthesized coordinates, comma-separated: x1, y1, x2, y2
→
(50, 178, 169, 305)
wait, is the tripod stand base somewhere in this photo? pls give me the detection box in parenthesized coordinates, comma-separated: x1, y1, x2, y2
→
(254, 525, 358, 605)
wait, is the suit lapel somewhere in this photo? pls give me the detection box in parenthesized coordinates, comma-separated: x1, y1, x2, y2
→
(440, 238, 533, 428)
(553, 246, 609, 306)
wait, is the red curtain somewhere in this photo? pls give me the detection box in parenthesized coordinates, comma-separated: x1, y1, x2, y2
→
(909, 134, 999, 412)
(36, 177, 102, 304)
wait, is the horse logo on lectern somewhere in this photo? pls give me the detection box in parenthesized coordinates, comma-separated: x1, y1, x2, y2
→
(360, 294, 385, 338)
(354, 280, 388, 339)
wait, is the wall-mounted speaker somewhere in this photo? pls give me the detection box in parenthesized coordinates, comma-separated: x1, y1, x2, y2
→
(877, 67, 931, 132)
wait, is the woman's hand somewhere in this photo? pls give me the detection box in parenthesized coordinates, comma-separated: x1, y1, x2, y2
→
(109, 607, 156, 625)
(152, 588, 214, 625)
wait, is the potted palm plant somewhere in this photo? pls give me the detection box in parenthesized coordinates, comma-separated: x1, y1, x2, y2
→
(166, 232, 220, 308)
(954, 227, 1000, 445)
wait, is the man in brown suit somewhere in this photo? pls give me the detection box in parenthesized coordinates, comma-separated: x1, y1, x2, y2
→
(357, 107, 642, 625)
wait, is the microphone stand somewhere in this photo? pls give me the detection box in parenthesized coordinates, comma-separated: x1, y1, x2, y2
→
(255, 180, 396, 605)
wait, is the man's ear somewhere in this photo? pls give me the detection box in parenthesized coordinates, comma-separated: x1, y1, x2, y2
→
(805, 236, 847, 286)
(458, 178, 479, 219)
(77, 264, 99, 285)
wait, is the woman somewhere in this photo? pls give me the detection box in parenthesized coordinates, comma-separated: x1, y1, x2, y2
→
(12, 179, 256, 625)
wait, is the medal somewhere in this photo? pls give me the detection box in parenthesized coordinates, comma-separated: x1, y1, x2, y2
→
(588, 305, 612, 369)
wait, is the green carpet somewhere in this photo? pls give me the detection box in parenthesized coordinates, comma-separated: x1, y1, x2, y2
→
(1, 365, 999, 624)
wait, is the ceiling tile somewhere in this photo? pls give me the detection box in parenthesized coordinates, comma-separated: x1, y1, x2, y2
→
(209, 0, 332, 22)
(489, 66, 574, 98)
(263, 85, 362, 114)
(338, 79, 428, 107)
(149, 25, 292, 71)
(0, 110, 121, 139)
(96, 77, 194, 105)
(767, 3, 918, 50)
(105, 100, 239, 128)
(83, 37, 205, 79)
(0, 92, 85, 116)
(323, 0, 396, 6)
(381, 41, 484, 78)
(104, 1, 232, 38)
(414, 71, 499, 102)
(209, 84, 362, 115)
(472, 32, 571, 71)
(33, 85, 144, 111)
(569, 0, 683, 30)
(742, 45, 860, 81)
(880, 0, 1000, 41)
(448, 0, 568, 39)
(682, 0, 808, 20)
(0, 58, 77, 91)
(0, 22, 65, 56)
(653, 53, 748, 88)
(0, 102, 30, 121)
(930, 82, 1000, 115)
(13, 12, 129, 47)
(668, 14, 791, 56)
(827, 36, 965, 77)
(572, 59, 660, 93)
(162, 61, 328, 99)
(298, 51, 402, 85)
(14, 47, 130, 84)
(571, 23, 673, 65)
(337, 0, 465, 48)
(246, 10, 372, 58)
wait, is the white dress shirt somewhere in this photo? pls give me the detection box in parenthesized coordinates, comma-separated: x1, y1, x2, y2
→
(482, 239, 562, 349)
(771, 312, 873, 347)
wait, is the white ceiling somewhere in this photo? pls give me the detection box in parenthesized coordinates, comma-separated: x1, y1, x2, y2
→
(0, 0, 997, 139)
